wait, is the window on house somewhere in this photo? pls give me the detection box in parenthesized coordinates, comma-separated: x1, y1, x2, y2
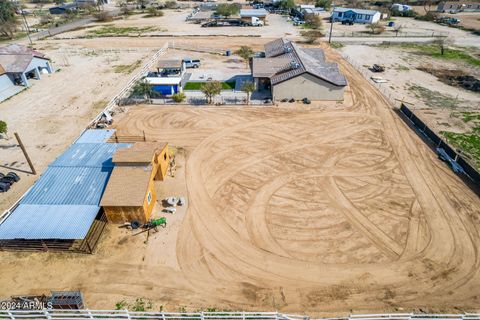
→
(338, 12, 343, 17)
(147, 192, 152, 204)
(357, 14, 363, 19)
(365, 14, 370, 20)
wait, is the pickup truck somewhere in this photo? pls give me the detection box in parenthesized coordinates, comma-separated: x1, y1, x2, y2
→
(183, 58, 201, 68)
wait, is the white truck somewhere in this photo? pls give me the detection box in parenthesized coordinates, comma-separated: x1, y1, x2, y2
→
(250, 16, 264, 26)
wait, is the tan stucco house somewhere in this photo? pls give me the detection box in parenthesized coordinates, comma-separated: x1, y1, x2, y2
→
(252, 38, 347, 101)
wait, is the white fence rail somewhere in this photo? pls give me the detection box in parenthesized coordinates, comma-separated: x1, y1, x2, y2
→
(88, 42, 169, 128)
(0, 311, 478, 320)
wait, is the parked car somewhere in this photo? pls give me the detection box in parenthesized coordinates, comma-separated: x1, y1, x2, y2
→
(183, 58, 201, 68)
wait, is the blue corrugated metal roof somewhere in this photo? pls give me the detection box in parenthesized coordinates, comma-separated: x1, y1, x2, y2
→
(75, 129, 116, 144)
(51, 143, 129, 168)
(0, 133, 131, 240)
(21, 166, 112, 205)
(0, 205, 99, 240)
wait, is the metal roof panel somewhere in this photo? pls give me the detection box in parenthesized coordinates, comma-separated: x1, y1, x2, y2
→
(50, 143, 129, 168)
(21, 166, 112, 205)
(0, 205, 99, 240)
(75, 129, 116, 144)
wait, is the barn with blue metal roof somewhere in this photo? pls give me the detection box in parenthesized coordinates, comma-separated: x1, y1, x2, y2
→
(0, 129, 131, 253)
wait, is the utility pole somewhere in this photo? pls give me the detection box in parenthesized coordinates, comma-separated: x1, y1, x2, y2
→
(14, 132, 36, 175)
(21, 10, 33, 45)
(328, 2, 335, 43)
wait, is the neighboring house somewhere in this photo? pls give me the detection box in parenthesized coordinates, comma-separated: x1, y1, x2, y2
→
(49, 2, 77, 14)
(391, 3, 412, 11)
(0, 44, 53, 103)
(240, 9, 268, 23)
(331, 7, 381, 24)
(301, 6, 325, 15)
(75, 0, 109, 6)
(144, 60, 186, 96)
(252, 38, 347, 101)
(437, 1, 480, 12)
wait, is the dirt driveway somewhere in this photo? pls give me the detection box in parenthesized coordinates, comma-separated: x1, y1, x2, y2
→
(0, 44, 479, 316)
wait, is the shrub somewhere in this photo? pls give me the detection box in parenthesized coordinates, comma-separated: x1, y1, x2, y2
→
(165, 0, 177, 9)
(172, 92, 186, 102)
(93, 11, 113, 22)
(0, 120, 7, 136)
(147, 7, 163, 16)
(301, 29, 324, 43)
(304, 13, 322, 29)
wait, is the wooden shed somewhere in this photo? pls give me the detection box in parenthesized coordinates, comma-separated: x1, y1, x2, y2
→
(100, 142, 169, 223)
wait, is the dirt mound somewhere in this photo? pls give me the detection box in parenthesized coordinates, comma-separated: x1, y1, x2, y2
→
(418, 67, 480, 92)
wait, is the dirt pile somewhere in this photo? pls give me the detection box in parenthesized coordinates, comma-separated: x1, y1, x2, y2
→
(417, 67, 480, 92)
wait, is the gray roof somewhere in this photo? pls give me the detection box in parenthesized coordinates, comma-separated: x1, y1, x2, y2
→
(0, 205, 99, 240)
(240, 8, 268, 17)
(333, 7, 380, 15)
(254, 38, 347, 87)
(264, 38, 290, 58)
(0, 130, 131, 240)
(0, 44, 49, 73)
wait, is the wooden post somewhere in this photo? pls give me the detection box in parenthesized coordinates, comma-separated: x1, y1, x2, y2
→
(14, 132, 36, 175)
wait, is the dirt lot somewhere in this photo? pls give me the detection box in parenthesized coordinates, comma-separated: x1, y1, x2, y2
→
(54, 9, 300, 39)
(0, 43, 479, 316)
(340, 43, 480, 135)
(0, 40, 157, 211)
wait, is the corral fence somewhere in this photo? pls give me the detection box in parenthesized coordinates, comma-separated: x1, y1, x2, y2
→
(0, 311, 478, 320)
(168, 41, 227, 55)
(88, 42, 169, 128)
(398, 103, 480, 186)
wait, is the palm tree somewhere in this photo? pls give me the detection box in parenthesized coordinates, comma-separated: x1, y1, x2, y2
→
(241, 81, 255, 105)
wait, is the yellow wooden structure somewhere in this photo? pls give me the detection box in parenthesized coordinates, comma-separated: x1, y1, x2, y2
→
(100, 142, 169, 223)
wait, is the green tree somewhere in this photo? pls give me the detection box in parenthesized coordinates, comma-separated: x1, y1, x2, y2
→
(132, 79, 153, 101)
(278, 0, 295, 10)
(0, 120, 7, 137)
(0, 1, 18, 39)
(235, 46, 254, 68)
(216, 3, 240, 17)
(304, 13, 322, 29)
(201, 81, 222, 104)
(315, 0, 331, 10)
(241, 81, 255, 105)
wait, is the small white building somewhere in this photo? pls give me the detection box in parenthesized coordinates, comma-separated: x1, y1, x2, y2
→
(331, 7, 381, 24)
(391, 3, 412, 11)
(144, 60, 186, 96)
(0, 44, 53, 103)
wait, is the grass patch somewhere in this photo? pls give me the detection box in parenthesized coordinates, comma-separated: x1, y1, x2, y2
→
(330, 41, 344, 49)
(408, 84, 462, 109)
(184, 81, 236, 90)
(87, 26, 157, 37)
(114, 59, 142, 73)
(385, 43, 480, 67)
(441, 131, 480, 169)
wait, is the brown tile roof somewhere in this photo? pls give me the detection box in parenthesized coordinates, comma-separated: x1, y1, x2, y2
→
(100, 166, 152, 207)
(252, 57, 291, 78)
(0, 44, 49, 73)
(253, 38, 347, 87)
(157, 60, 183, 69)
(113, 142, 168, 164)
